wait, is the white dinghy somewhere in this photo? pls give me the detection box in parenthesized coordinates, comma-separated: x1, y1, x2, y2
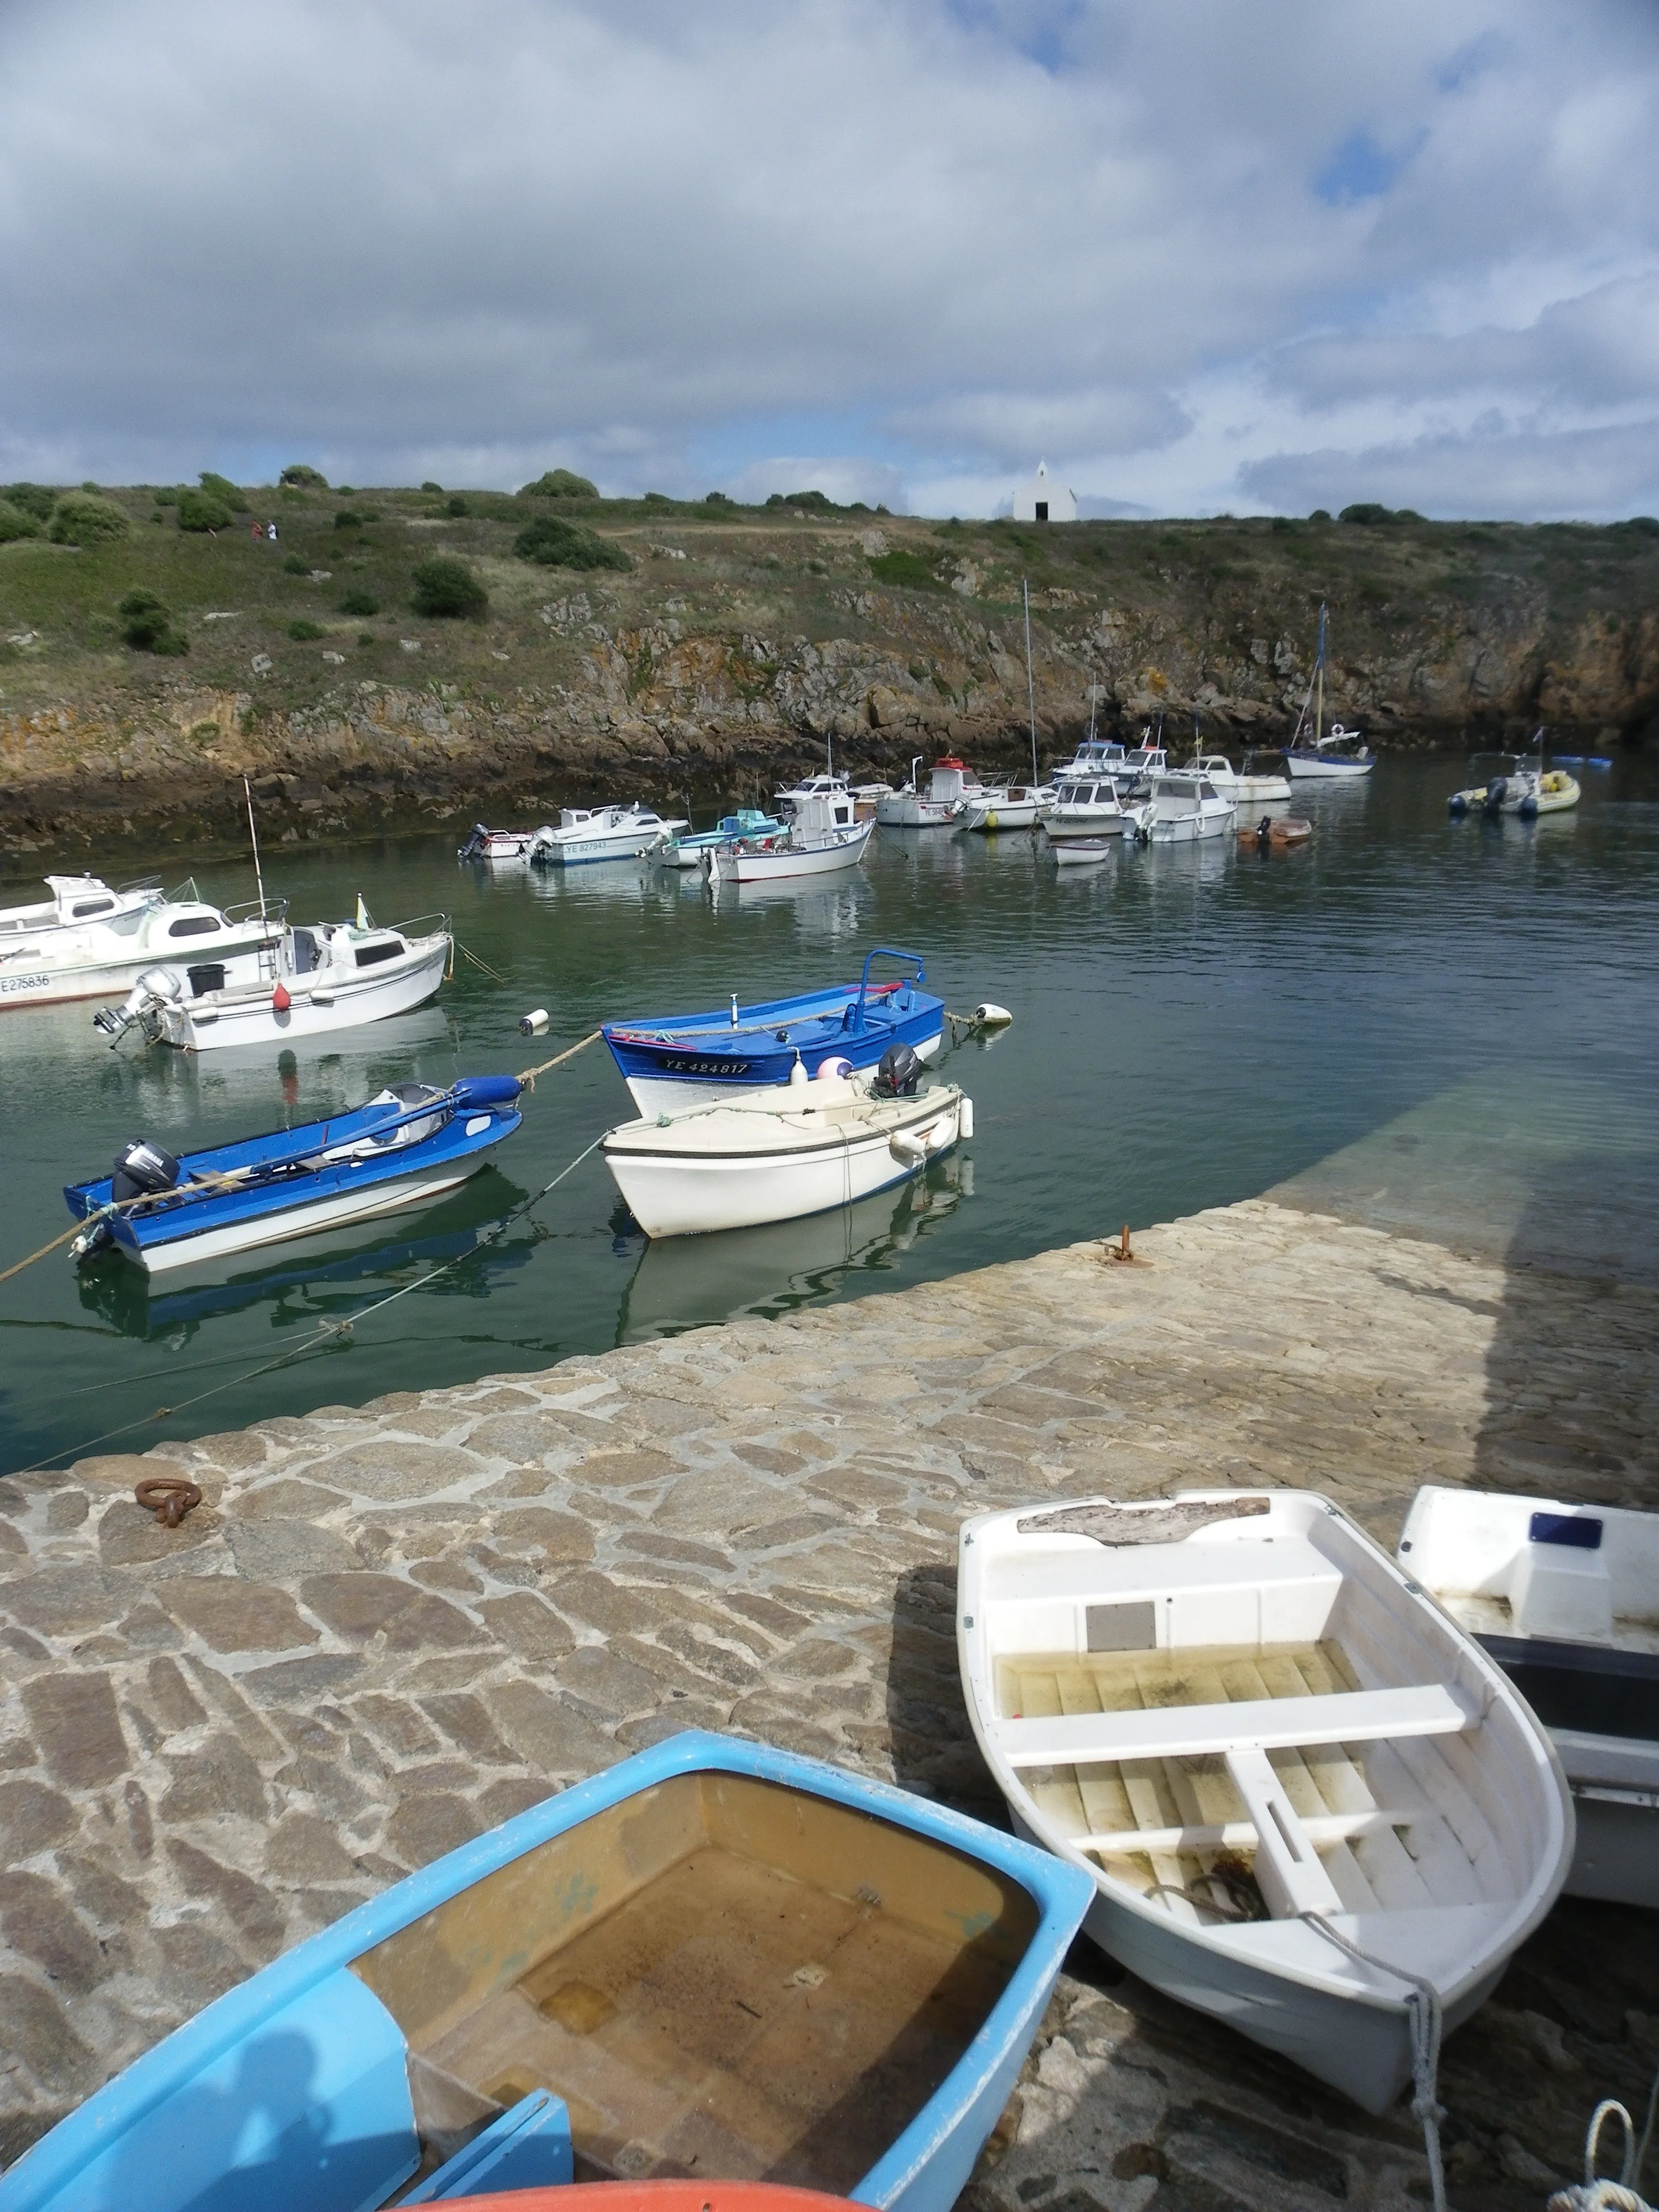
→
(1399, 1486, 1659, 1908)
(957, 1488, 1572, 2114)
(603, 1057, 969, 1237)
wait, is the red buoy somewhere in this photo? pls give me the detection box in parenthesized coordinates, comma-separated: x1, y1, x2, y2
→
(273, 982, 291, 1012)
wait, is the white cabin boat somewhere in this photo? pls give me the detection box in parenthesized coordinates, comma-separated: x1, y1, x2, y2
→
(876, 756, 983, 828)
(95, 911, 451, 1052)
(603, 1064, 969, 1237)
(1052, 739, 1130, 784)
(1112, 744, 1169, 795)
(1044, 778, 1145, 842)
(704, 791, 873, 884)
(0, 881, 283, 1010)
(775, 771, 852, 818)
(958, 1488, 1572, 2113)
(526, 805, 686, 866)
(956, 785, 1052, 833)
(1182, 753, 1293, 805)
(1399, 1486, 1659, 1908)
(1147, 774, 1235, 843)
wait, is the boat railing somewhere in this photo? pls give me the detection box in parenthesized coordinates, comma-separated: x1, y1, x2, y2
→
(114, 873, 165, 897)
(223, 895, 289, 928)
(854, 945, 927, 1029)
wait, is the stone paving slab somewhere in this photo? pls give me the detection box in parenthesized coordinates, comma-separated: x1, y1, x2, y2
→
(3, 1198, 1657, 2209)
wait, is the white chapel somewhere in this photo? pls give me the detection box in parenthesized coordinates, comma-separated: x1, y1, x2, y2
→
(1011, 459, 1078, 524)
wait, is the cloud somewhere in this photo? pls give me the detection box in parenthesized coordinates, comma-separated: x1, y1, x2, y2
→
(0, 1, 1655, 517)
(1240, 418, 1659, 520)
(724, 456, 907, 509)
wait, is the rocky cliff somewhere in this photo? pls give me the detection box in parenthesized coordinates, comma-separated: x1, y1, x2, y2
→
(1, 488, 1654, 855)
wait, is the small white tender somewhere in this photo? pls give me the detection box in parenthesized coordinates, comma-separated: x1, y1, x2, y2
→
(957, 1487, 1572, 2113)
(603, 1062, 969, 1237)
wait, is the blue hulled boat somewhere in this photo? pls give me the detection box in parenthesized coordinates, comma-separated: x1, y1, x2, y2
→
(0, 1732, 1093, 2212)
(64, 1075, 523, 1277)
(604, 947, 943, 1115)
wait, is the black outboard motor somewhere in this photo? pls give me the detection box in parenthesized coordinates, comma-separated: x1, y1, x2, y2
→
(110, 1139, 181, 1203)
(457, 823, 489, 861)
(1483, 776, 1508, 815)
(873, 1042, 922, 1097)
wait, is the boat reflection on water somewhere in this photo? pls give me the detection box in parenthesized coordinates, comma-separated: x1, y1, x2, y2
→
(615, 1151, 973, 1341)
(75, 1171, 536, 1344)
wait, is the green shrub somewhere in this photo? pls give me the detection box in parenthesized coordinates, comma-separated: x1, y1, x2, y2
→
(358, 630, 376, 645)
(4, 482, 58, 521)
(280, 463, 328, 488)
(118, 587, 187, 654)
(643, 492, 675, 509)
(177, 488, 233, 533)
(445, 494, 469, 517)
(410, 554, 488, 617)
(153, 486, 180, 507)
(1339, 503, 1395, 525)
(421, 479, 442, 493)
(288, 618, 324, 640)
(334, 508, 362, 530)
(1616, 516, 1659, 536)
(283, 552, 309, 575)
(519, 468, 597, 499)
(0, 501, 43, 542)
(1310, 508, 1332, 522)
(48, 492, 129, 545)
(338, 587, 379, 617)
(199, 470, 249, 512)
(703, 491, 733, 507)
(768, 488, 836, 512)
(868, 548, 944, 591)
(513, 514, 631, 572)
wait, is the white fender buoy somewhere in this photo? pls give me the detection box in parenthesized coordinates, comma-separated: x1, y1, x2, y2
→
(960, 1095, 974, 1140)
(972, 1003, 1012, 1028)
(518, 1008, 550, 1036)
(788, 1056, 809, 1087)
(815, 1056, 852, 1082)
(889, 1130, 927, 1165)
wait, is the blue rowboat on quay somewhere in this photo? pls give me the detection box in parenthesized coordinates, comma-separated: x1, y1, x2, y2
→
(0, 1731, 1094, 2212)
(603, 948, 943, 1116)
(62, 1075, 524, 1277)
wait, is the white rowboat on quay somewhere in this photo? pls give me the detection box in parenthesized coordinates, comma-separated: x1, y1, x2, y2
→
(957, 1487, 1572, 2114)
(603, 1066, 970, 1237)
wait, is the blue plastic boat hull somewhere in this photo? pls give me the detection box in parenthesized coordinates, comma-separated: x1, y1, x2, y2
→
(0, 1734, 1092, 2212)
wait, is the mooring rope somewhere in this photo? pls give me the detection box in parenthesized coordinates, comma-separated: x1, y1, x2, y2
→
(518, 1029, 602, 1088)
(1550, 2063, 1659, 2212)
(1301, 1912, 1449, 2212)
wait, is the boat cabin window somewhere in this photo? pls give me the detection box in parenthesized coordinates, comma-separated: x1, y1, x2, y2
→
(1198, 781, 1217, 799)
(71, 898, 116, 918)
(354, 940, 404, 968)
(833, 804, 852, 825)
(168, 916, 221, 938)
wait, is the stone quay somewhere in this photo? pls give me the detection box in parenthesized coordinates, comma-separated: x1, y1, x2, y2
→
(3, 1195, 1657, 2210)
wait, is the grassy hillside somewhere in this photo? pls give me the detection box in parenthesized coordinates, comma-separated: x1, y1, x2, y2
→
(1, 471, 1655, 851)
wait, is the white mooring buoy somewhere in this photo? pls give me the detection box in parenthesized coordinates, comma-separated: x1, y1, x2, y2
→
(972, 1002, 1013, 1028)
(518, 1008, 550, 1036)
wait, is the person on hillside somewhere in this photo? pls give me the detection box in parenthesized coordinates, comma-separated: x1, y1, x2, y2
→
(267, 521, 278, 542)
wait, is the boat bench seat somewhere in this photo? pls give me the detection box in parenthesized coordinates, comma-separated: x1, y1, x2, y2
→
(1002, 1681, 1475, 1770)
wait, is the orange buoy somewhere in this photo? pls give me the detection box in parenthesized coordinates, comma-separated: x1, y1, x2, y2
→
(273, 981, 291, 1011)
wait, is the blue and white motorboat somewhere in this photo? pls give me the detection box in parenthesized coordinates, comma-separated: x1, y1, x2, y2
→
(63, 1075, 523, 1276)
(658, 809, 785, 869)
(0, 1731, 1093, 2212)
(603, 946, 943, 1114)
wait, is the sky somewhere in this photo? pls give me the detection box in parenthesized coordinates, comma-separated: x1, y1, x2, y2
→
(2, 1, 1656, 520)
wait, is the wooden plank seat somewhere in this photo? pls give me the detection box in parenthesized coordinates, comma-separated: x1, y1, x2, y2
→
(1001, 1681, 1475, 1770)
(1075, 1806, 1419, 1857)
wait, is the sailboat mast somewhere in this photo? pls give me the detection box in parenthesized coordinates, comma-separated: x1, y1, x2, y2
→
(243, 776, 269, 921)
(1023, 578, 1039, 785)
(1315, 601, 1326, 747)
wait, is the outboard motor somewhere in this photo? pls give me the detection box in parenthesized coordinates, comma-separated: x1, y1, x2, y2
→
(93, 965, 181, 1044)
(457, 824, 489, 862)
(873, 1042, 922, 1097)
(111, 1139, 181, 1202)
(1483, 775, 1508, 814)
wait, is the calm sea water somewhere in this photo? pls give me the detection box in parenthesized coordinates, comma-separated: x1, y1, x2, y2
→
(3, 750, 1657, 1475)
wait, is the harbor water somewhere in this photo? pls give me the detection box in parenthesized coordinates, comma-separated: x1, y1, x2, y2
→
(3, 748, 1657, 1474)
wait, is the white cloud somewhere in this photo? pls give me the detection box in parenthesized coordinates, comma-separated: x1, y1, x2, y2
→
(0, 0, 1654, 517)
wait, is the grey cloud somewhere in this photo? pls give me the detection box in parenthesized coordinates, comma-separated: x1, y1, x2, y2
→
(884, 388, 1192, 467)
(1239, 418, 1659, 520)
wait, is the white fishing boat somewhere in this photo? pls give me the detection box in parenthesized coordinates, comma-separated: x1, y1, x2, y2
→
(526, 804, 687, 866)
(1043, 777, 1145, 842)
(457, 826, 538, 863)
(775, 769, 852, 817)
(957, 784, 1053, 832)
(1147, 773, 1235, 843)
(1112, 743, 1170, 795)
(957, 1488, 1572, 2114)
(0, 872, 158, 938)
(1183, 753, 1293, 805)
(1287, 604, 1374, 779)
(704, 790, 873, 884)
(603, 1057, 969, 1237)
(94, 907, 451, 1052)
(876, 755, 983, 828)
(0, 880, 283, 1011)
(1052, 738, 1131, 783)
(656, 811, 783, 868)
(1398, 1486, 1659, 1908)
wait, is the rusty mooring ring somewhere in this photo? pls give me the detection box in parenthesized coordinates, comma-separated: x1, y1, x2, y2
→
(134, 1474, 202, 1528)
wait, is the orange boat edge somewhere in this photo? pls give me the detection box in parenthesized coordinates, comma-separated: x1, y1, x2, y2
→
(433, 2187, 853, 2212)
